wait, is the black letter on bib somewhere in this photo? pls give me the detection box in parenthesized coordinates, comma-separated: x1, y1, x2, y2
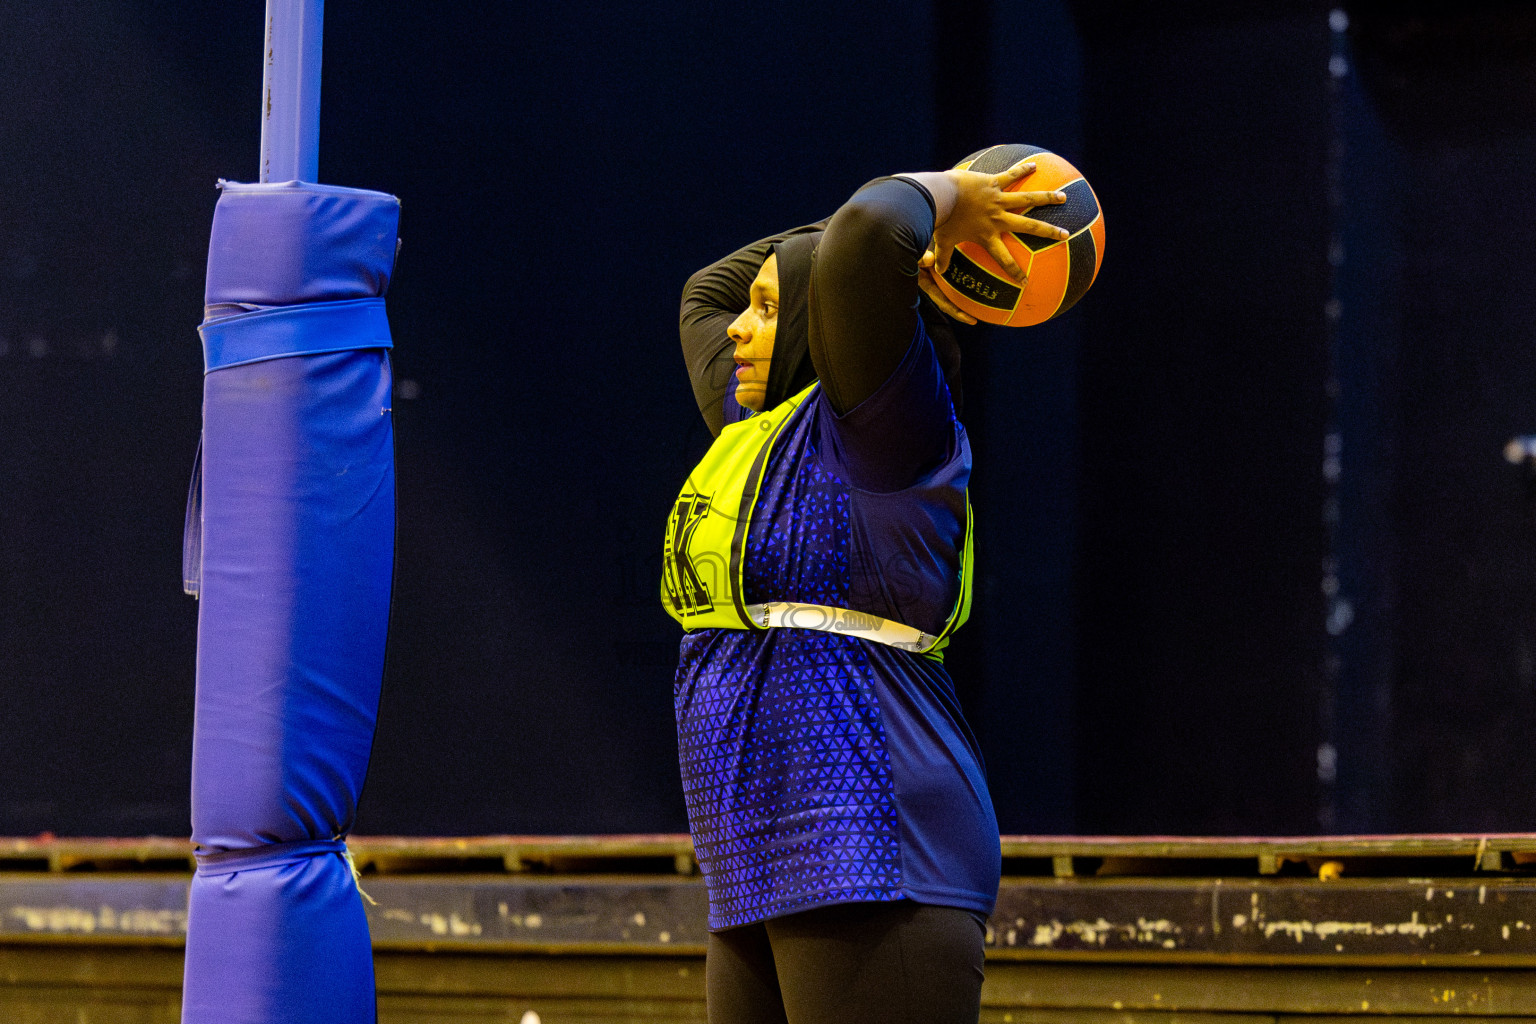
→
(663, 493, 714, 616)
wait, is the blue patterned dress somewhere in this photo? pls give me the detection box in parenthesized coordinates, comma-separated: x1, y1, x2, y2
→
(673, 326, 1000, 930)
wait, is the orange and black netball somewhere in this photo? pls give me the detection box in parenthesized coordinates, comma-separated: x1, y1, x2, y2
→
(936, 143, 1105, 327)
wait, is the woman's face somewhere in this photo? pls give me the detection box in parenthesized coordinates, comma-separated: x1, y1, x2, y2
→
(727, 253, 778, 412)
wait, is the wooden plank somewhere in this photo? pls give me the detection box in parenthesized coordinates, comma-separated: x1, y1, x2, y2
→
(979, 1015, 1536, 1024)
(0, 987, 181, 1024)
(373, 952, 705, 1000)
(0, 945, 184, 988)
(365, 877, 709, 954)
(15, 945, 1536, 1020)
(0, 876, 190, 945)
(981, 963, 1536, 1015)
(979, 1013, 1269, 1024)
(377, 993, 707, 1024)
(18, 873, 1536, 965)
(991, 878, 1536, 961)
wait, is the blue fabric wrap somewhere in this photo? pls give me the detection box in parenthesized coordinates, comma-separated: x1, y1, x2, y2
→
(201, 298, 392, 371)
(195, 839, 350, 876)
(182, 181, 398, 1024)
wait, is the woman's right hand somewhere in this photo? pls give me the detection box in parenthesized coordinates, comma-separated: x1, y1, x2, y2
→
(927, 160, 1069, 284)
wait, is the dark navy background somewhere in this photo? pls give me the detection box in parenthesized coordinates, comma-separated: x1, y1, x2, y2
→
(1, 0, 1534, 837)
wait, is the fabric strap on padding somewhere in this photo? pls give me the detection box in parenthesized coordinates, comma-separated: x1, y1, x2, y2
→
(199, 297, 391, 372)
(194, 839, 349, 877)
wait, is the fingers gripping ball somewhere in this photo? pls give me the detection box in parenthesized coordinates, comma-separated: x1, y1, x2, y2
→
(938, 144, 1105, 327)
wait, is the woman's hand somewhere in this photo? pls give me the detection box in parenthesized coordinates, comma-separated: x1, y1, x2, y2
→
(926, 159, 1069, 284)
(916, 263, 978, 324)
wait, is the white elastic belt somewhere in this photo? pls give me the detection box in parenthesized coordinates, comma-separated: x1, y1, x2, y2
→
(744, 601, 938, 653)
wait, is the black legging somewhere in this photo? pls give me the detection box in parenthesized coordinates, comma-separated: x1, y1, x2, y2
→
(706, 901, 986, 1024)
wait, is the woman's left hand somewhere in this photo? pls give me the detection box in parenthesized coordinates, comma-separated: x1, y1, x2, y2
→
(916, 263, 978, 324)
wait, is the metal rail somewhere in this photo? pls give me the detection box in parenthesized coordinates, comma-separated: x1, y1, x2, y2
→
(5, 834, 1536, 877)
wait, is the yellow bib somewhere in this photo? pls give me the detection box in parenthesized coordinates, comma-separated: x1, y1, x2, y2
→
(661, 383, 973, 658)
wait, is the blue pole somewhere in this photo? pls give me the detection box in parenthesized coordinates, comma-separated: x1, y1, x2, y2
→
(259, 0, 323, 182)
(182, 4, 393, 1021)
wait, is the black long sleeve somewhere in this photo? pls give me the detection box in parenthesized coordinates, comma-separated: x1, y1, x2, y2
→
(679, 220, 827, 437)
(805, 177, 960, 492)
(807, 177, 937, 416)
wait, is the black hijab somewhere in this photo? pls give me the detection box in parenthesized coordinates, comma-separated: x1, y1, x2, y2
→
(759, 230, 821, 412)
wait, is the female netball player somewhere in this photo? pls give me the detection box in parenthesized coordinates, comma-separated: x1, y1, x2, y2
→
(665, 159, 1067, 1024)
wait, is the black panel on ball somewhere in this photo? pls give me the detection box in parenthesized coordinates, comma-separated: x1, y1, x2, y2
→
(1054, 227, 1099, 318)
(964, 143, 1049, 173)
(1016, 178, 1097, 252)
(942, 248, 1022, 310)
